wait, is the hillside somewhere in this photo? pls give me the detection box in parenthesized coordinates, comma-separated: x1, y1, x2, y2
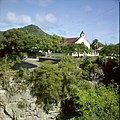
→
(0, 24, 50, 41)
(0, 31, 4, 41)
(20, 24, 49, 37)
(0, 24, 63, 57)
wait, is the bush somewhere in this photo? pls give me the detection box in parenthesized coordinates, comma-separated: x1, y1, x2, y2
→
(65, 83, 119, 120)
(17, 99, 28, 109)
(59, 81, 119, 120)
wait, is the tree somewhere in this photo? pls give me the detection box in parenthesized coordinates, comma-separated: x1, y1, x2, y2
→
(79, 56, 101, 82)
(37, 35, 62, 53)
(1, 29, 37, 56)
(62, 44, 76, 56)
(91, 39, 105, 56)
(29, 61, 63, 111)
(74, 43, 88, 57)
(0, 61, 30, 110)
(58, 56, 82, 89)
(99, 44, 119, 57)
(91, 39, 99, 50)
(64, 83, 119, 120)
(95, 55, 107, 67)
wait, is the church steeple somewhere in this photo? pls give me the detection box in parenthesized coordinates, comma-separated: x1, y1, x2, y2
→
(80, 31, 85, 38)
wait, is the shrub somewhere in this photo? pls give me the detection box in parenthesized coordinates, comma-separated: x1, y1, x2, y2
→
(17, 99, 28, 109)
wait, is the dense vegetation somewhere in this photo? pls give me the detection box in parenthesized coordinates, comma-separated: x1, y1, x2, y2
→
(0, 25, 63, 58)
(0, 25, 119, 120)
(20, 24, 48, 37)
(0, 56, 119, 120)
(99, 43, 119, 56)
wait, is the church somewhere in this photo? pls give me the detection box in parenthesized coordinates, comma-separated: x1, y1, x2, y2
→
(64, 31, 90, 49)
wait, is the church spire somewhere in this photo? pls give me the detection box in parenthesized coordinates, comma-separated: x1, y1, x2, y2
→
(80, 31, 85, 38)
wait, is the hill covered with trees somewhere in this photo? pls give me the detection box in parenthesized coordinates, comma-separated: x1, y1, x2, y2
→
(20, 24, 48, 37)
(0, 24, 63, 58)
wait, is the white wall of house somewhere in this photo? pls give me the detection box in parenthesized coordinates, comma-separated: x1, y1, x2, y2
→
(75, 32, 90, 49)
(75, 38, 90, 49)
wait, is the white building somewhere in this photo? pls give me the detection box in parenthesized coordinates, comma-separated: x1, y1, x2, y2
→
(64, 31, 90, 49)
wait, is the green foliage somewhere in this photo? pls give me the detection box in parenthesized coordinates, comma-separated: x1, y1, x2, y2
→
(37, 35, 62, 53)
(80, 57, 98, 81)
(58, 57, 119, 120)
(0, 58, 29, 94)
(0, 54, 119, 120)
(0, 69, 15, 90)
(0, 31, 6, 49)
(14, 67, 30, 92)
(1, 29, 38, 56)
(0, 59, 15, 90)
(91, 39, 104, 50)
(91, 39, 99, 50)
(29, 62, 63, 111)
(74, 43, 88, 56)
(82, 57, 95, 70)
(20, 24, 47, 37)
(28, 56, 83, 112)
(99, 44, 119, 56)
(17, 99, 28, 109)
(62, 44, 76, 55)
(68, 83, 119, 120)
(58, 56, 82, 90)
(96, 55, 107, 67)
(62, 43, 88, 56)
(0, 28, 119, 120)
(0, 25, 63, 57)
(17, 67, 25, 77)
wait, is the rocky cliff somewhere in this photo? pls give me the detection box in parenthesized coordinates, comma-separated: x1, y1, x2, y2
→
(0, 88, 60, 120)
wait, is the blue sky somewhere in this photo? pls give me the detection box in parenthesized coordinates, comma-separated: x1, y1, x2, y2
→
(0, 0, 119, 44)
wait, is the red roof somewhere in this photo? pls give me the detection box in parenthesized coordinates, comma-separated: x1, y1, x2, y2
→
(64, 37, 79, 44)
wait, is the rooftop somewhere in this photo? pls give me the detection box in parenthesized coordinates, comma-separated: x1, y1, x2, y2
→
(64, 37, 79, 44)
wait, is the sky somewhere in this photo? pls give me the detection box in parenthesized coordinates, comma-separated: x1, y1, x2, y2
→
(0, 0, 119, 44)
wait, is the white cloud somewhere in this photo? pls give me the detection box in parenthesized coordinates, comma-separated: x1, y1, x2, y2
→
(83, 5, 92, 12)
(36, 14, 45, 23)
(2, 11, 33, 25)
(27, 0, 53, 6)
(0, 11, 57, 31)
(36, 13, 56, 23)
(45, 14, 56, 23)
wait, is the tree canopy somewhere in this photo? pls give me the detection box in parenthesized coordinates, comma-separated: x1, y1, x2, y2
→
(0, 29, 38, 57)
(99, 44, 119, 56)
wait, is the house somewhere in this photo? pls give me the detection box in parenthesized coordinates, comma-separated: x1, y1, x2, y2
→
(64, 31, 90, 49)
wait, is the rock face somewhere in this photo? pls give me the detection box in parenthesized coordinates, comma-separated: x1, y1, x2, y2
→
(0, 88, 60, 120)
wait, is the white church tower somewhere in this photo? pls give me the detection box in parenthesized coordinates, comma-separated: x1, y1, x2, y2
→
(75, 31, 90, 49)
(80, 31, 85, 38)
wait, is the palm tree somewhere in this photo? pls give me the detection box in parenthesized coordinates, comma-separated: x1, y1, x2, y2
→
(91, 39, 99, 54)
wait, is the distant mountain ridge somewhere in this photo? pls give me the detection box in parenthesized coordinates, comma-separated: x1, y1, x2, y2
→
(0, 24, 49, 38)
(0, 24, 52, 44)
(20, 24, 49, 37)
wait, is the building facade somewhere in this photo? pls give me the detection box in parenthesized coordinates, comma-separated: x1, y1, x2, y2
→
(64, 31, 90, 49)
